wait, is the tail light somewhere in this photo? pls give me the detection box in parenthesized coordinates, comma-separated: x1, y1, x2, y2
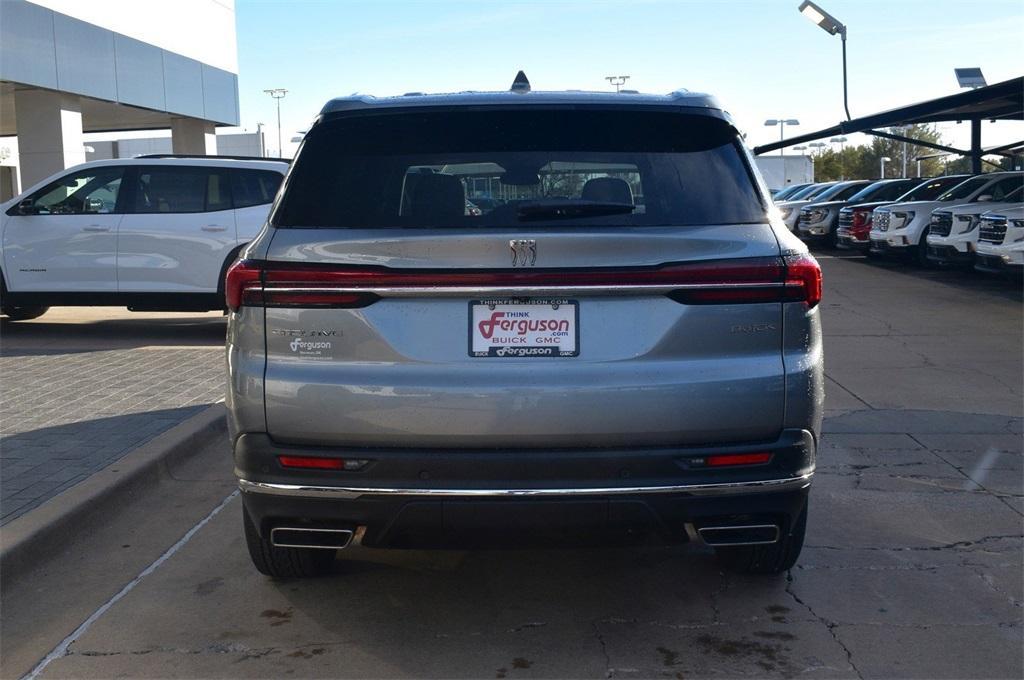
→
(226, 255, 823, 312)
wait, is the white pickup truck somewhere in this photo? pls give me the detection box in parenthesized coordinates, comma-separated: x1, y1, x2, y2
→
(1, 156, 287, 320)
(870, 172, 1024, 265)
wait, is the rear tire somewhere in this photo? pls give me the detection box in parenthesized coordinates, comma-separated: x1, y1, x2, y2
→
(243, 509, 336, 578)
(2, 305, 49, 321)
(714, 505, 807, 575)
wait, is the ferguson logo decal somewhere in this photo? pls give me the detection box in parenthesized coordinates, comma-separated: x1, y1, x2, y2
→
(478, 311, 570, 339)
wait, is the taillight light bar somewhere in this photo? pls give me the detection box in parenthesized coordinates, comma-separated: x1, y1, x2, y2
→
(225, 255, 822, 311)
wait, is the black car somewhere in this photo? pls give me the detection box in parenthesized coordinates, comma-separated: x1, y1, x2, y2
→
(797, 179, 919, 246)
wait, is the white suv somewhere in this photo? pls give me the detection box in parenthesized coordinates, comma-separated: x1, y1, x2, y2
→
(975, 206, 1024, 274)
(926, 184, 1023, 266)
(870, 172, 1024, 265)
(1, 156, 286, 320)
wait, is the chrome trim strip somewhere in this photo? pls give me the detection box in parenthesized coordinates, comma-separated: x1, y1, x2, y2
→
(257, 282, 800, 298)
(238, 473, 813, 500)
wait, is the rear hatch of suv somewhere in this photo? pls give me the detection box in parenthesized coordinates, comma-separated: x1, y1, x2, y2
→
(245, 107, 815, 449)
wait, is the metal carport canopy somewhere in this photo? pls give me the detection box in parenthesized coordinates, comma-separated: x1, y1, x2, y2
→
(754, 76, 1023, 172)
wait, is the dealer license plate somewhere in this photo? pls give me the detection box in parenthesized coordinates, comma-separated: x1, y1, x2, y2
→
(469, 299, 579, 358)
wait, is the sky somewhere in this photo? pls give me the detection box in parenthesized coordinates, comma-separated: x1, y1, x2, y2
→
(231, 0, 1023, 158)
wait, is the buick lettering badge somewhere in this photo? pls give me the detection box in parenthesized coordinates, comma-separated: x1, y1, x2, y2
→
(510, 239, 537, 267)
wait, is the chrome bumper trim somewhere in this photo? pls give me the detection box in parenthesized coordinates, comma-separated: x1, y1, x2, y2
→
(238, 473, 813, 500)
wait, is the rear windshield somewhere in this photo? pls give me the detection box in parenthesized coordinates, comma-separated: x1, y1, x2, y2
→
(272, 110, 766, 228)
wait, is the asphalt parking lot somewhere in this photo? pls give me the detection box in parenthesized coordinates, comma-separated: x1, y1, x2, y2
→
(2, 253, 1021, 679)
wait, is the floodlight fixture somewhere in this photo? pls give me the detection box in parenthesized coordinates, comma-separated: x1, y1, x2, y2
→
(799, 1, 846, 36)
(765, 118, 800, 155)
(880, 156, 892, 178)
(263, 88, 288, 158)
(797, 1, 851, 120)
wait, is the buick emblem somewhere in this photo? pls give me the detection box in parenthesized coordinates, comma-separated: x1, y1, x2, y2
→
(510, 239, 537, 267)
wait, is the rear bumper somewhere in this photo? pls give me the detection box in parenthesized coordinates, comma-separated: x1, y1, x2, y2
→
(236, 429, 815, 548)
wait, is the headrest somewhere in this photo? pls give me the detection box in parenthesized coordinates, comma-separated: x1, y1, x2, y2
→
(581, 177, 633, 205)
(406, 173, 465, 223)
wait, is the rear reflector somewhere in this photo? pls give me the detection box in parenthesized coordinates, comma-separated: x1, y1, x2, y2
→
(225, 254, 823, 311)
(278, 456, 345, 470)
(277, 456, 369, 471)
(705, 452, 773, 467)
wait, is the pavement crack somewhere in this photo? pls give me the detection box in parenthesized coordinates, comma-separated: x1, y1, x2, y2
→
(805, 534, 1022, 553)
(505, 621, 547, 633)
(592, 620, 613, 679)
(786, 573, 864, 680)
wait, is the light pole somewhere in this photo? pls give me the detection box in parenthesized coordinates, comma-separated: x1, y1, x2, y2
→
(764, 118, 800, 157)
(263, 88, 288, 158)
(809, 141, 826, 156)
(798, 1, 850, 120)
(605, 75, 630, 92)
(880, 156, 891, 179)
(830, 135, 847, 179)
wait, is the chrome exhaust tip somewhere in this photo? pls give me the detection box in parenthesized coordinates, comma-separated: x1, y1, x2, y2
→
(270, 527, 354, 550)
(697, 524, 779, 546)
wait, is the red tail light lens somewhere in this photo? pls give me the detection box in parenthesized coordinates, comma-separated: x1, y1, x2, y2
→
(225, 259, 261, 312)
(226, 255, 823, 311)
(706, 452, 773, 467)
(783, 253, 822, 308)
(278, 455, 369, 470)
(278, 455, 346, 470)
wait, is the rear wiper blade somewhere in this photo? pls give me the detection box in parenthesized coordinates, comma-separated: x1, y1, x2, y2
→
(516, 200, 635, 221)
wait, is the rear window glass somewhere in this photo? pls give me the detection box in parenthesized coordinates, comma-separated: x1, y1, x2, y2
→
(232, 169, 283, 208)
(273, 110, 766, 228)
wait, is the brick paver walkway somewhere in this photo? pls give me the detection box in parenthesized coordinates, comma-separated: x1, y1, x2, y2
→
(0, 347, 224, 524)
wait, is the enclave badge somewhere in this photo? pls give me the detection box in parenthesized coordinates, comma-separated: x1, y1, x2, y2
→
(510, 239, 537, 267)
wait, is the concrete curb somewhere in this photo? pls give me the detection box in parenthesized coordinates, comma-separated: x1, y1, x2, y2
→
(0, 402, 227, 587)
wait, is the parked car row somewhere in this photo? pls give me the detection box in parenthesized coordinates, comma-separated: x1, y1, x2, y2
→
(777, 172, 1024, 275)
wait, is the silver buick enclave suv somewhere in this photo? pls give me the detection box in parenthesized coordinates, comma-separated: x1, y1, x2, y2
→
(226, 77, 824, 578)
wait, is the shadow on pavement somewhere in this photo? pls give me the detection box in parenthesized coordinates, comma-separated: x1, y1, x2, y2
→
(0, 315, 226, 354)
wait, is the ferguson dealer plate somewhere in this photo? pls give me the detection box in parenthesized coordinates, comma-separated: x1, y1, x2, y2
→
(469, 299, 579, 358)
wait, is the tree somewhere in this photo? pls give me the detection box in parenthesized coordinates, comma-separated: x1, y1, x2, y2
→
(809, 124, 948, 181)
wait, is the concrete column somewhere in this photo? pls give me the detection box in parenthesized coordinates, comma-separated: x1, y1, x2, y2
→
(171, 117, 217, 155)
(14, 89, 85, 188)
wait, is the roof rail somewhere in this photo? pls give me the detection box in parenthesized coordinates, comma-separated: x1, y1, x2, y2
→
(135, 154, 290, 163)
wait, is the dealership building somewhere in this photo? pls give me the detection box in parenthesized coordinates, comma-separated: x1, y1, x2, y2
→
(0, 0, 241, 198)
